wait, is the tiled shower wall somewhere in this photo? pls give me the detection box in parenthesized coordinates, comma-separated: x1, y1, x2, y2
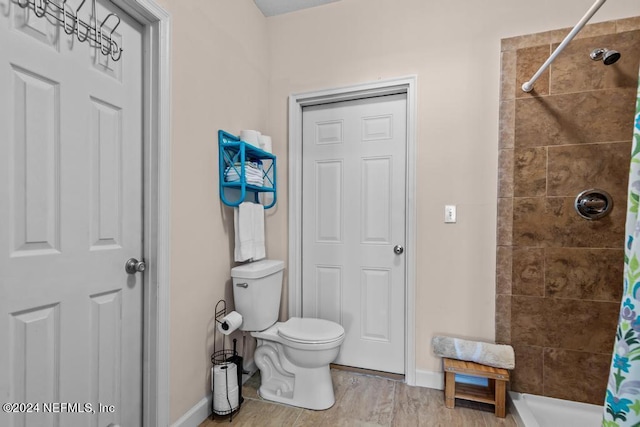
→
(497, 18, 640, 405)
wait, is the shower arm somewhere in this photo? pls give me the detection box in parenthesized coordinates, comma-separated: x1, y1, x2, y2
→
(521, 0, 607, 92)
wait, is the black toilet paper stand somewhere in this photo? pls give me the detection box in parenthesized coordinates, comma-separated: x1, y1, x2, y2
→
(211, 299, 243, 422)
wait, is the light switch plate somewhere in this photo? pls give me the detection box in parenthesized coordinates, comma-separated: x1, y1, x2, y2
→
(445, 205, 456, 223)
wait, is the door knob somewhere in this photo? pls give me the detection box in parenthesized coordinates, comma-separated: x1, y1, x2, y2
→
(125, 258, 146, 274)
(394, 245, 404, 255)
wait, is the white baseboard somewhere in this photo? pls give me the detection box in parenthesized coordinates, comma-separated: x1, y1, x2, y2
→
(415, 369, 444, 390)
(170, 396, 211, 427)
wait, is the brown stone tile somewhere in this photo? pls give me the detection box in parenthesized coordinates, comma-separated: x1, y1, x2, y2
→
(516, 45, 551, 98)
(514, 88, 636, 148)
(547, 142, 631, 200)
(510, 345, 543, 395)
(502, 32, 555, 52)
(545, 248, 624, 302)
(556, 196, 626, 248)
(575, 21, 618, 40)
(503, 20, 618, 52)
(511, 296, 546, 347)
(542, 22, 616, 48)
(617, 17, 640, 33)
(498, 149, 514, 198)
(513, 198, 547, 247)
(544, 299, 618, 353)
(499, 100, 515, 150)
(497, 198, 513, 246)
(550, 31, 640, 94)
(513, 197, 626, 248)
(496, 294, 511, 344)
(543, 348, 612, 405)
(501, 36, 518, 52)
(496, 246, 513, 296)
(514, 147, 547, 197)
(501, 51, 517, 101)
(512, 247, 545, 297)
(546, 28, 572, 45)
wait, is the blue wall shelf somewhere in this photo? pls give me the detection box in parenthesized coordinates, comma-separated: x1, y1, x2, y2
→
(218, 130, 277, 209)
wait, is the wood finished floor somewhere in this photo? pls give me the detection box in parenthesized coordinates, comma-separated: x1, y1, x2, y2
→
(200, 369, 518, 427)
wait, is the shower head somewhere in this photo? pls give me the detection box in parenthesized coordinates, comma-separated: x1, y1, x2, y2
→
(590, 48, 621, 65)
(604, 49, 621, 65)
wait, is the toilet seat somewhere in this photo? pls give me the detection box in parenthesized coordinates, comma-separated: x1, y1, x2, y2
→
(278, 317, 344, 344)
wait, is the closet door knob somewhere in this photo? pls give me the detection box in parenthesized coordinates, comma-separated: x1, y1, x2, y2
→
(394, 245, 404, 255)
(125, 258, 146, 274)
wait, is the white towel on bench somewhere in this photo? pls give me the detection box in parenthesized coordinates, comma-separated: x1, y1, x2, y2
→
(432, 335, 515, 369)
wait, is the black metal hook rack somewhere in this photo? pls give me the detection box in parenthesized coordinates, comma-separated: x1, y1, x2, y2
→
(10, 0, 123, 61)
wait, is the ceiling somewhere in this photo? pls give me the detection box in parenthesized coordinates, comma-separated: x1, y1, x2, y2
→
(253, 0, 341, 17)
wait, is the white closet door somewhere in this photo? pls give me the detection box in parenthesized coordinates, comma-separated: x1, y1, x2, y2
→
(302, 94, 407, 374)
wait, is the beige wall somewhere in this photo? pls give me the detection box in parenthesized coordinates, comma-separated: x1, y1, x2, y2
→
(154, 0, 270, 422)
(159, 0, 640, 423)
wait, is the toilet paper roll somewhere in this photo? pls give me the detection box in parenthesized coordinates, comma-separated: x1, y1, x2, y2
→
(213, 386, 239, 413)
(217, 311, 243, 335)
(212, 363, 239, 413)
(240, 130, 261, 148)
(213, 362, 238, 392)
(259, 135, 272, 153)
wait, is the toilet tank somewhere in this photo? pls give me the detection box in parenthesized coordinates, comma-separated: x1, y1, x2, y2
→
(231, 260, 284, 331)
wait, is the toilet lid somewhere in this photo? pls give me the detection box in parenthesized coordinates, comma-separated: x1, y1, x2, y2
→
(278, 317, 345, 344)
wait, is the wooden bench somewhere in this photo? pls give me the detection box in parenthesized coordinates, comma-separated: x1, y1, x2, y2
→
(443, 358, 510, 418)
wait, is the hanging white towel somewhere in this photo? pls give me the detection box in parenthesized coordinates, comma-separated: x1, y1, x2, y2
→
(234, 202, 265, 262)
(252, 203, 265, 261)
(234, 202, 255, 262)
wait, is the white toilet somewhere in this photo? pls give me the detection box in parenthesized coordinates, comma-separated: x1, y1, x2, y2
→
(231, 259, 345, 410)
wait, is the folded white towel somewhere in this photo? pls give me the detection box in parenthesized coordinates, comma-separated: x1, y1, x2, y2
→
(234, 202, 265, 262)
(247, 178, 264, 187)
(225, 169, 262, 178)
(225, 163, 264, 187)
(224, 166, 264, 178)
(225, 171, 263, 181)
(431, 335, 515, 369)
(225, 164, 262, 172)
(225, 175, 263, 187)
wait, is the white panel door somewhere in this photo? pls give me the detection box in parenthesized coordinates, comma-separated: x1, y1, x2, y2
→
(0, 2, 144, 426)
(302, 94, 407, 374)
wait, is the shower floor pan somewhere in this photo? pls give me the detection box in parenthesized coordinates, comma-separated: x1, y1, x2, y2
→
(508, 391, 602, 427)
